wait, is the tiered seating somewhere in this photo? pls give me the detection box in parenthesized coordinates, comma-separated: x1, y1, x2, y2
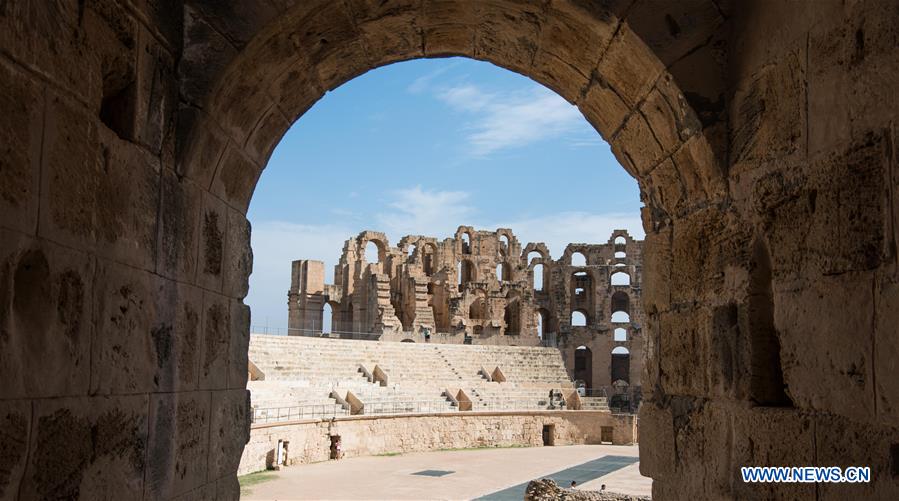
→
(247, 335, 577, 418)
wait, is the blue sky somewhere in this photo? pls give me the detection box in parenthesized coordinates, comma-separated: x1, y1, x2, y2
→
(246, 57, 643, 330)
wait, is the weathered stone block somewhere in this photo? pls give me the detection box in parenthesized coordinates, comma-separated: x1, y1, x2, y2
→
(777, 273, 875, 422)
(18, 395, 149, 500)
(196, 193, 228, 292)
(229, 301, 251, 390)
(210, 144, 261, 215)
(638, 401, 675, 479)
(421, 1, 477, 56)
(0, 230, 93, 399)
(208, 389, 250, 479)
(875, 277, 899, 426)
(730, 406, 815, 500)
(223, 207, 253, 299)
(175, 107, 229, 188)
(157, 167, 202, 282)
(659, 306, 710, 396)
(145, 391, 211, 499)
(91, 259, 159, 395)
(473, 1, 544, 76)
(0, 58, 43, 236)
(0, 399, 31, 499)
(815, 412, 899, 501)
(199, 292, 232, 390)
(152, 278, 204, 392)
(577, 78, 631, 139)
(596, 25, 664, 108)
(245, 105, 290, 167)
(612, 112, 665, 177)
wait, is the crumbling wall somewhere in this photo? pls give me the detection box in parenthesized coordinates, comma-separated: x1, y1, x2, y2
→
(2, 0, 897, 499)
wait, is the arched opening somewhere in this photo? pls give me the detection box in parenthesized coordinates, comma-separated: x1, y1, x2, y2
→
(322, 303, 334, 333)
(614, 251, 626, 259)
(496, 262, 512, 282)
(611, 311, 630, 323)
(422, 243, 436, 276)
(570, 310, 587, 327)
(400, 338, 415, 343)
(614, 328, 627, 342)
(611, 347, 630, 384)
(461, 232, 472, 254)
(458, 259, 476, 288)
(611, 291, 630, 314)
(574, 346, 593, 389)
(614, 236, 626, 245)
(504, 299, 520, 336)
(407, 243, 416, 258)
(572, 271, 591, 303)
(571, 251, 587, 267)
(748, 238, 792, 406)
(533, 263, 545, 291)
(469, 296, 487, 321)
(365, 241, 382, 264)
(499, 234, 510, 254)
(527, 251, 543, 265)
(610, 271, 631, 286)
(536, 309, 550, 339)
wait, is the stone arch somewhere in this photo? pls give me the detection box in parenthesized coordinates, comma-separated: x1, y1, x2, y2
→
(182, 2, 726, 220)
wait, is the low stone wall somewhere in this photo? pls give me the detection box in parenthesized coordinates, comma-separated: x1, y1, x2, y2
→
(239, 410, 636, 475)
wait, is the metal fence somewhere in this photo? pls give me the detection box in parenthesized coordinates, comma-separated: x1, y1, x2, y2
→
(251, 326, 382, 341)
(361, 400, 457, 415)
(251, 404, 350, 424)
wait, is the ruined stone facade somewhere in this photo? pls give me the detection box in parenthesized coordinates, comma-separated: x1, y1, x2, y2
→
(2, 1, 899, 499)
(288, 228, 644, 389)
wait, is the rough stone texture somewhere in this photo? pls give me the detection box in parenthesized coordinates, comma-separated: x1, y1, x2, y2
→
(525, 478, 650, 501)
(239, 410, 635, 475)
(289, 228, 644, 391)
(1, 0, 897, 499)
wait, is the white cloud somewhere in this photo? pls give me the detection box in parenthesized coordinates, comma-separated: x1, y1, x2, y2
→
(375, 186, 476, 237)
(407, 61, 463, 94)
(436, 84, 585, 156)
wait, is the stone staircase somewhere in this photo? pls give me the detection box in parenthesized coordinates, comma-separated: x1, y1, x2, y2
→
(247, 334, 578, 418)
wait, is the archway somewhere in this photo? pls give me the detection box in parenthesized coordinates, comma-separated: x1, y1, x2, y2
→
(3, 0, 891, 498)
(574, 346, 593, 389)
(611, 346, 630, 384)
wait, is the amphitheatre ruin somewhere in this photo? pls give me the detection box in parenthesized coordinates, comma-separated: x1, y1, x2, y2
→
(1, 0, 898, 500)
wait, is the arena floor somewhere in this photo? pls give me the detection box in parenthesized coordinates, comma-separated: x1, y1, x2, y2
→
(240, 444, 651, 500)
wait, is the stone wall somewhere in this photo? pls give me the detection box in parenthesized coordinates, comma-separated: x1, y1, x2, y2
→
(239, 410, 636, 475)
(2, 1, 898, 499)
(289, 228, 645, 390)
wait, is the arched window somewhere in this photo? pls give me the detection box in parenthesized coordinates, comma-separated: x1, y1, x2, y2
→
(614, 328, 627, 341)
(611, 347, 630, 384)
(611, 291, 629, 314)
(461, 232, 472, 254)
(469, 296, 486, 320)
(611, 271, 631, 286)
(322, 303, 334, 333)
(422, 243, 436, 276)
(533, 263, 544, 291)
(571, 251, 587, 267)
(504, 300, 520, 335)
(458, 260, 475, 286)
(407, 243, 416, 257)
(536, 309, 549, 339)
(400, 338, 415, 343)
(365, 241, 380, 263)
(614, 236, 626, 245)
(574, 346, 592, 388)
(611, 311, 630, 323)
(527, 251, 542, 265)
(614, 251, 626, 259)
(571, 310, 587, 327)
(499, 234, 510, 253)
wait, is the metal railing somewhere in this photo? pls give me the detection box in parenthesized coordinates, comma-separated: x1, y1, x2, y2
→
(251, 404, 350, 424)
(361, 400, 457, 415)
(251, 326, 382, 341)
